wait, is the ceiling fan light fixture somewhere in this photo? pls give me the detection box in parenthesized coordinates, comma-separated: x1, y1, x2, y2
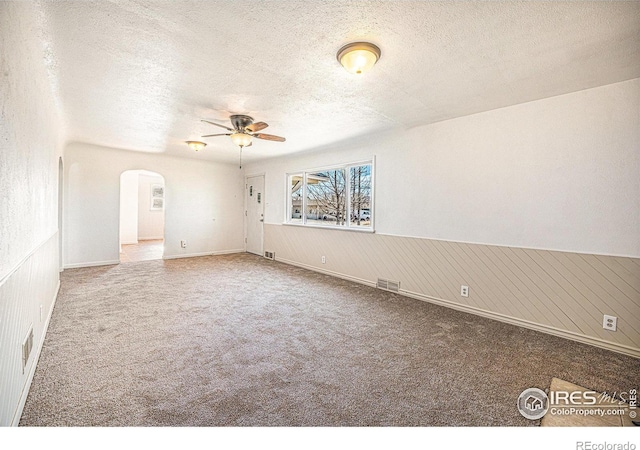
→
(337, 42, 381, 74)
(230, 132, 252, 147)
(186, 140, 207, 151)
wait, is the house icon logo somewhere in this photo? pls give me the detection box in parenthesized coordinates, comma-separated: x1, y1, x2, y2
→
(518, 388, 549, 420)
(525, 395, 543, 411)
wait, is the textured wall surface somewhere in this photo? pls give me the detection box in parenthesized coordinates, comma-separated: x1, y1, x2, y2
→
(246, 79, 640, 357)
(119, 171, 140, 245)
(249, 79, 640, 258)
(64, 143, 245, 267)
(0, 2, 63, 279)
(0, 2, 63, 426)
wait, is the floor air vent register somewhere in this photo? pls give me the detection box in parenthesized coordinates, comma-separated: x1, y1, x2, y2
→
(22, 327, 34, 373)
(377, 278, 400, 293)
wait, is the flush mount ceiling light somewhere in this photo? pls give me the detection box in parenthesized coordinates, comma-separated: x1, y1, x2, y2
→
(337, 42, 381, 74)
(186, 141, 207, 151)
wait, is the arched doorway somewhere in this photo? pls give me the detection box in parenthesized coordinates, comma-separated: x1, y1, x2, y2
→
(119, 170, 165, 263)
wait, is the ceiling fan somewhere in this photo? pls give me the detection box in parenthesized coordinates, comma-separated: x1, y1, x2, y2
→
(201, 114, 286, 168)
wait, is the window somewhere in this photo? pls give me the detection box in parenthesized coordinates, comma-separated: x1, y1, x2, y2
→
(349, 165, 372, 228)
(306, 168, 346, 226)
(289, 174, 303, 223)
(287, 161, 373, 230)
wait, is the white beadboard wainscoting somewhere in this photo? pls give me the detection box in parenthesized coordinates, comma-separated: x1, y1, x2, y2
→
(0, 232, 60, 426)
(266, 224, 640, 358)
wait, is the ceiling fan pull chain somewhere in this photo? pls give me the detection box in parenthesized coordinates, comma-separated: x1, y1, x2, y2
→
(239, 146, 243, 169)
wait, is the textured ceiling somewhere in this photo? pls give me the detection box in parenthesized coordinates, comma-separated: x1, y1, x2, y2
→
(39, 1, 640, 163)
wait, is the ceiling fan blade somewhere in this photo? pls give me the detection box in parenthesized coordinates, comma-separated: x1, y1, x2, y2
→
(201, 119, 234, 132)
(201, 133, 231, 138)
(254, 133, 286, 142)
(246, 121, 269, 132)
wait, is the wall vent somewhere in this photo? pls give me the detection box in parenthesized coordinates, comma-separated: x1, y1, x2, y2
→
(22, 327, 34, 373)
(377, 278, 400, 293)
(387, 280, 400, 293)
(264, 251, 275, 260)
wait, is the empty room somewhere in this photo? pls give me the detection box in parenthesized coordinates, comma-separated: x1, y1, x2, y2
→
(1, 0, 639, 440)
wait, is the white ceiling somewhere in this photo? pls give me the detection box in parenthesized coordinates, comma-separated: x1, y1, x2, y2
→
(40, 1, 640, 164)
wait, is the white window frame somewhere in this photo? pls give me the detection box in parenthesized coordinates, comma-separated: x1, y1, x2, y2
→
(285, 158, 375, 232)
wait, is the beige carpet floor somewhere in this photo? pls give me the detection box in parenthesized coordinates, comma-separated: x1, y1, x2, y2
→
(20, 253, 639, 426)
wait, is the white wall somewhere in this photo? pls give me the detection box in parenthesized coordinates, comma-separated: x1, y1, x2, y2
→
(245, 79, 640, 356)
(0, 4, 64, 278)
(0, 2, 63, 426)
(249, 78, 640, 258)
(119, 171, 139, 245)
(64, 143, 245, 267)
(137, 173, 165, 240)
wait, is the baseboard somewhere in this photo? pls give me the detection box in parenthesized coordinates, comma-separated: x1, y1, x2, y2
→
(64, 260, 120, 269)
(274, 258, 639, 359)
(138, 236, 163, 241)
(11, 279, 60, 426)
(163, 249, 244, 260)
(212, 249, 245, 256)
(399, 289, 640, 359)
(120, 240, 138, 245)
(274, 257, 377, 288)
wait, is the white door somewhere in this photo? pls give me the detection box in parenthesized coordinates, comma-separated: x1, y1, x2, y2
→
(245, 175, 265, 256)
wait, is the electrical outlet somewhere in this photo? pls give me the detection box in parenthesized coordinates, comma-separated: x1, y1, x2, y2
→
(181, 240, 187, 248)
(603, 315, 617, 331)
(461, 285, 469, 297)
(321, 256, 326, 264)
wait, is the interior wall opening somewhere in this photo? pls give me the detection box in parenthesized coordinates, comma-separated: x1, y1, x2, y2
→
(119, 170, 165, 263)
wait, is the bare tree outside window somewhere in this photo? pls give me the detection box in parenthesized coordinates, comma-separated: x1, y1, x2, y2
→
(287, 162, 373, 229)
(306, 169, 346, 226)
(350, 165, 371, 227)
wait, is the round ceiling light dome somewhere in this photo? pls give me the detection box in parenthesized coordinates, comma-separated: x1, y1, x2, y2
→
(230, 132, 252, 147)
(186, 141, 207, 151)
(337, 42, 381, 74)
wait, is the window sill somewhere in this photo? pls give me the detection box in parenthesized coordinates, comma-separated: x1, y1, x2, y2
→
(282, 222, 375, 233)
